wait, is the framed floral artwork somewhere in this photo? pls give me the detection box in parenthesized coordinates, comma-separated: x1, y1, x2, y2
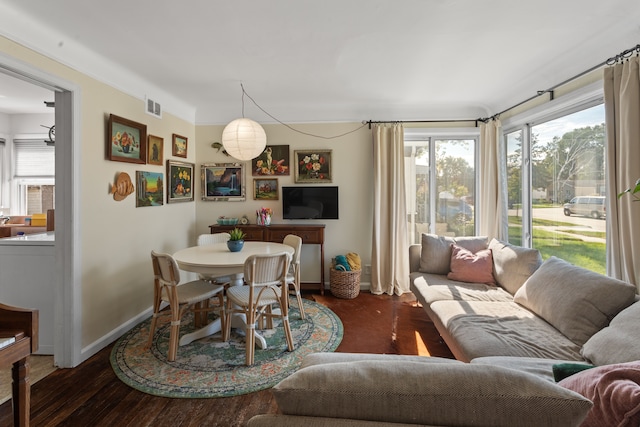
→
(172, 133, 188, 158)
(135, 171, 163, 207)
(254, 178, 278, 200)
(147, 134, 163, 166)
(166, 160, 194, 203)
(294, 149, 332, 183)
(251, 145, 290, 176)
(107, 114, 147, 164)
(201, 162, 246, 201)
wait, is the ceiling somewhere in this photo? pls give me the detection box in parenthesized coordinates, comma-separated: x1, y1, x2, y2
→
(1, 1, 639, 124)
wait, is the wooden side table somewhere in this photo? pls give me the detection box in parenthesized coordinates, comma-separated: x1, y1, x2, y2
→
(210, 224, 326, 294)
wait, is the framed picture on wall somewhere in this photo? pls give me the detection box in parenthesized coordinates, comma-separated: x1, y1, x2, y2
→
(294, 149, 332, 183)
(254, 178, 278, 200)
(251, 145, 290, 176)
(201, 162, 246, 201)
(172, 133, 188, 158)
(166, 160, 194, 203)
(135, 171, 163, 207)
(147, 135, 163, 166)
(107, 114, 147, 164)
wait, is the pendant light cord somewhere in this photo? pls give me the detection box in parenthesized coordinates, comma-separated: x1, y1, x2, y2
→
(239, 84, 367, 140)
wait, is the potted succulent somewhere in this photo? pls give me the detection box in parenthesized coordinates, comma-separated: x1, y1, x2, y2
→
(227, 228, 246, 252)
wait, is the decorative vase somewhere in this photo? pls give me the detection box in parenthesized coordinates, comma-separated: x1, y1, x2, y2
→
(227, 240, 244, 252)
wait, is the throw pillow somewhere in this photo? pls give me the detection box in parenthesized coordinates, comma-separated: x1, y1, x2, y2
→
(514, 256, 636, 346)
(559, 361, 640, 427)
(552, 362, 595, 382)
(447, 244, 496, 285)
(489, 238, 542, 295)
(273, 360, 592, 427)
(418, 233, 455, 274)
(581, 301, 640, 366)
(418, 234, 488, 274)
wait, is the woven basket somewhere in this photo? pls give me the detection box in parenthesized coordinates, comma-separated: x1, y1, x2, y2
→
(329, 268, 361, 299)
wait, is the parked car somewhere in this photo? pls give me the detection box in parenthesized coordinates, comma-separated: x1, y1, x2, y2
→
(438, 198, 474, 222)
(563, 196, 606, 219)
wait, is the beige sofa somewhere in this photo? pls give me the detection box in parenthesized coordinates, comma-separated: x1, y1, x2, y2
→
(408, 235, 639, 367)
(248, 235, 640, 426)
(247, 353, 593, 427)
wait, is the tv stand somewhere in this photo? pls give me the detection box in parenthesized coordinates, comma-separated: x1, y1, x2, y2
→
(209, 224, 326, 294)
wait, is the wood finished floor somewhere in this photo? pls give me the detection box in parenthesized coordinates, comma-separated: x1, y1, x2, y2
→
(0, 291, 453, 427)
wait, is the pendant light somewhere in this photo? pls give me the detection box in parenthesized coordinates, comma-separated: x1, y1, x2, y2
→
(222, 85, 266, 160)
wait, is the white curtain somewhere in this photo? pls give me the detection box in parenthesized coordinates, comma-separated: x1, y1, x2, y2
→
(604, 57, 640, 289)
(478, 119, 507, 241)
(371, 123, 410, 295)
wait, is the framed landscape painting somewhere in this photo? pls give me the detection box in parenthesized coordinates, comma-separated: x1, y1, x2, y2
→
(166, 160, 194, 203)
(107, 114, 147, 164)
(251, 144, 290, 176)
(254, 178, 278, 200)
(201, 162, 245, 201)
(135, 171, 163, 207)
(294, 149, 332, 183)
(172, 133, 188, 158)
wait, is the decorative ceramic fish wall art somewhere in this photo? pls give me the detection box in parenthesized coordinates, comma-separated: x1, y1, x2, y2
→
(110, 172, 135, 201)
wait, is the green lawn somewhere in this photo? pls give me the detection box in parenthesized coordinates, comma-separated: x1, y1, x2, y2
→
(508, 217, 606, 275)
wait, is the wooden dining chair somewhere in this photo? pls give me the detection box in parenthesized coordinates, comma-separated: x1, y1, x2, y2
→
(197, 233, 232, 285)
(149, 250, 226, 361)
(222, 252, 294, 365)
(283, 234, 305, 319)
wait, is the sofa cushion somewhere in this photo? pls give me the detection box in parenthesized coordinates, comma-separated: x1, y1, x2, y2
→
(430, 300, 584, 361)
(514, 256, 636, 346)
(273, 360, 592, 427)
(418, 234, 487, 274)
(489, 238, 542, 295)
(418, 234, 455, 274)
(301, 352, 461, 369)
(447, 244, 495, 285)
(581, 301, 640, 366)
(471, 356, 585, 383)
(559, 361, 640, 427)
(410, 272, 513, 305)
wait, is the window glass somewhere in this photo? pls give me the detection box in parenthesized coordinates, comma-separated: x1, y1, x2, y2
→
(530, 104, 606, 273)
(506, 129, 523, 245)
(435, 139, 475, 237)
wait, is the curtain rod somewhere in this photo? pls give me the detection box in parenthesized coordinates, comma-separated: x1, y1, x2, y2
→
(367, 43, 640, 127)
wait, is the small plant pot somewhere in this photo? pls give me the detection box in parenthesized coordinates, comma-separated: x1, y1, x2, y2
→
(227, 240, 244, 252)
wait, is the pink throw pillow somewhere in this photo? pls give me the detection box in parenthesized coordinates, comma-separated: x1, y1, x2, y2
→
(447, 244, 495, 285)
(558, 361, 640, 427)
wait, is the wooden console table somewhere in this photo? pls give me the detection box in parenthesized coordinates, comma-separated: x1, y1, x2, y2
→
(209, 224, 326, 294)
(0, 303, 39, 427)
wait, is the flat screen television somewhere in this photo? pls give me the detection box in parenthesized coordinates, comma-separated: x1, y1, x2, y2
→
(282, 186, 339, 220)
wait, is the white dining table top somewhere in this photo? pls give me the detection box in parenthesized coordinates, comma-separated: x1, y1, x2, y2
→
(173, 241, 294, 276)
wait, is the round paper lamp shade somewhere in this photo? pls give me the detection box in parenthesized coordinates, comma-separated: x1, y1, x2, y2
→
(221, 118, 267, 160)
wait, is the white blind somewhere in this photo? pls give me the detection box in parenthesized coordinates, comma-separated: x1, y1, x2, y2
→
(14, 139, 55, 177)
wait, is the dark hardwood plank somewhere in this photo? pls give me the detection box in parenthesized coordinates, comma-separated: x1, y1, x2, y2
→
(0, 292, 451, 426)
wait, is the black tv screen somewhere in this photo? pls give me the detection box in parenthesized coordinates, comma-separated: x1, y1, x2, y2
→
(282, 186, 339, 220)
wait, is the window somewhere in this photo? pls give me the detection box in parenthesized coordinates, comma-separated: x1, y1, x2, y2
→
(405, 130, 477, 243)
(505, 103, 606, 273)
(12, 139, 55, 215)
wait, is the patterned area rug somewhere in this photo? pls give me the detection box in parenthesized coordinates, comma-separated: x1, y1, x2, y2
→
(110, 298, 342, 398)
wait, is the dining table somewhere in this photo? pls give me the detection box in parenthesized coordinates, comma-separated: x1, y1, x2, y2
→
(173, 241, 294, 349)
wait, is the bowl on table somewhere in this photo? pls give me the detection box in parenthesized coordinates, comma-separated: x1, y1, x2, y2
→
(217, 218, 239, 226)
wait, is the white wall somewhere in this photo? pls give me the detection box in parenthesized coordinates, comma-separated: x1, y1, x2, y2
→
(195, 123, 374, 288)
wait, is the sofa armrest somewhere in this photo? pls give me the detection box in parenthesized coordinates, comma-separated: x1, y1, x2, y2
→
(409, 244, 421, 273)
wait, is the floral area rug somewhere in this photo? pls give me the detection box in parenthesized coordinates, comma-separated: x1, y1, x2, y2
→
(110, 298, 343, 398)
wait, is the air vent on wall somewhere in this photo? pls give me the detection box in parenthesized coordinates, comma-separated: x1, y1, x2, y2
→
(145, 96, 162, 118)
